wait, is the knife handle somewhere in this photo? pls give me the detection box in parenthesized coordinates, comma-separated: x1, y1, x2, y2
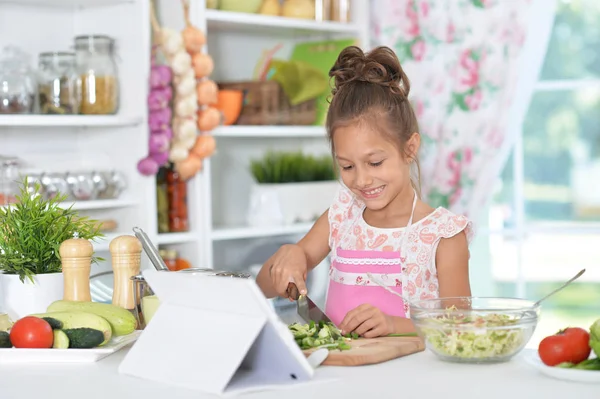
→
(286, 282, 300, 300)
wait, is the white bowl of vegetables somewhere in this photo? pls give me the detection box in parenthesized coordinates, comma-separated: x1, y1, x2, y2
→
(409, 297, 540, 364)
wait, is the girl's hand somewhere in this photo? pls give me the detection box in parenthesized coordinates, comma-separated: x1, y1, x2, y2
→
(255, 210, 330, 299)
(266, 244, 309, 300)
(338, 304, 395, 338)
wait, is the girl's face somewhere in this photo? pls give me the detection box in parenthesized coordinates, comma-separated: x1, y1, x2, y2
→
(333, 124, 418, 211)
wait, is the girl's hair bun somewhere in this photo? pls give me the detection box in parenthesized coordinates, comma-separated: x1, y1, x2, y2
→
(329, 45, 409, 97)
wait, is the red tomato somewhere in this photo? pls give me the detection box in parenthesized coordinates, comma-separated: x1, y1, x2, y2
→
(538, 327, 591, 366)
(9, 316, 54, 349)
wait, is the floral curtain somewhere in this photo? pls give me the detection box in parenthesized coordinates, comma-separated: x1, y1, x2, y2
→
(370, 0, 555, 223)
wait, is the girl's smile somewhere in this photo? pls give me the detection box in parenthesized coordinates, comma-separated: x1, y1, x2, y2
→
(359, 185, 386, 200)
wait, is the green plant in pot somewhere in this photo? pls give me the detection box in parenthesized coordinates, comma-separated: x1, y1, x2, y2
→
(247, 150, 340, 226)
(0, 178, 103, 320)
(249, 150, 337, 184)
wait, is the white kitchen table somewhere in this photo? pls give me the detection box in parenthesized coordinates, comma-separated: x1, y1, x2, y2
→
(0, 343, 596, 399)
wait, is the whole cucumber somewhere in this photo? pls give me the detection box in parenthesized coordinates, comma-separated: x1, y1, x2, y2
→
(0, 331, 12, 348)
(31, 311, 112, 346)
(47, 300, 137, 336)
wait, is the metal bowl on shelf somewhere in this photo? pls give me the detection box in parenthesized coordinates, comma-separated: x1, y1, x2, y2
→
(40, 172, 69, 200)
(98, 170, 127, 199)
(27, 169, 127, 201)
(65, 171, 97, 201)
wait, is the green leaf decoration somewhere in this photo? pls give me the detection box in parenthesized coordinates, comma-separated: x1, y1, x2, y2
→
(0, 178, 104, 283)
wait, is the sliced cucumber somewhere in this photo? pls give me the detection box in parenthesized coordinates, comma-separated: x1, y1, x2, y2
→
(53, 330, 70, 349)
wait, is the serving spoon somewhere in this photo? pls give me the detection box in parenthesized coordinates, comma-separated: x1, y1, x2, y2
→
(533, 268, 586, 307)
(516, 268, 586, 320)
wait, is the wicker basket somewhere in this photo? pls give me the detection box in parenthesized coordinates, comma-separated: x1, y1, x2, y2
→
(217, 80, 316, 126)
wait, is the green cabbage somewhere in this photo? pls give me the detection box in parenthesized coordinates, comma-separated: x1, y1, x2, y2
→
(420, 312, 527, 360)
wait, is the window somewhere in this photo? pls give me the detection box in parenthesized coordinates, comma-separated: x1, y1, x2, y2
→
(478, 0, 600, 345)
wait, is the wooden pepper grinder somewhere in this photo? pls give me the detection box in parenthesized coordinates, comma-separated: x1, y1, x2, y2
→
(60, 237, 94, 301)
(110, 235, 142, 310)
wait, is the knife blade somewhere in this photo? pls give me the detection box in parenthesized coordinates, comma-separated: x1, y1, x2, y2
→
(287, 282, 334, 326)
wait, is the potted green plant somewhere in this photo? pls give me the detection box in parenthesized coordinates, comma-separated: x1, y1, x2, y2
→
(0, 178, 103, 320)
(247, 150, 339, 226)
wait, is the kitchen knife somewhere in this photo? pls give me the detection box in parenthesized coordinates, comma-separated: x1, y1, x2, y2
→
(287, 282, 334, 326)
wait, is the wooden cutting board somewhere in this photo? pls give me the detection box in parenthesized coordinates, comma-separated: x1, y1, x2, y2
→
(302, 336, 425, 366)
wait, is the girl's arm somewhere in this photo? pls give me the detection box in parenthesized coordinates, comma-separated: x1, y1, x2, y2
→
(436, 231, 472, 297)
(296, 210, 332, 270)
(255, 209, 331, 298)
(390, 233, 470, 334)
(391, 231, 470, 334)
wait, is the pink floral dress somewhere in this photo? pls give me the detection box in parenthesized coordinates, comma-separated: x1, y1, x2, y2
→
(324, 185, 474, 326)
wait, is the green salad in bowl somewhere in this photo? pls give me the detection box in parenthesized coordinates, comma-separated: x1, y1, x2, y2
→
(409, 297, 540, 364)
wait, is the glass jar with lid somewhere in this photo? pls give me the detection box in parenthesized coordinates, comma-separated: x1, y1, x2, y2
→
(37, 52, 80, 115)
(0, 46, 35, 114)
(74, 35, 119, 115)
(0, 156, 21, 206)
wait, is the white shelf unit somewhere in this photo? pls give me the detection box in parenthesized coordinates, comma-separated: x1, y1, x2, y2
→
(1, 0, 369, 280)
(211, 222, 314, 241)
(62, 198, 139, 210)
(205, 9, 362, 35)
(0, 0, 206, 276)
(156, 232, 199, 245)
(94, 231, 199, 252)
(0, 198, 137, 211)
(0, 115, 142, 127)
(0, 0, 133, 7)
(212, 125, 327, 138)
(154, 1, 370, 273)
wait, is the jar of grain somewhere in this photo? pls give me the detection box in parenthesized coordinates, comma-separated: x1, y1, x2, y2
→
(330, 0, 351, 23)
(37, 52, 80, 115)
(74, 35, 119, 115)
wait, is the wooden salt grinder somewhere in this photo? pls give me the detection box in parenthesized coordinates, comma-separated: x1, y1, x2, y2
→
(60, 238, 94, 301)
(110, 235, 142, 310)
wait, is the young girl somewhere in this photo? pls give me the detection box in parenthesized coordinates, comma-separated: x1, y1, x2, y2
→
(256, 45, 473, 337)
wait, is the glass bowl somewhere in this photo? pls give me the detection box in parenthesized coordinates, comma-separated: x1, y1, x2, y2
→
(409, 297, 540, 364)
